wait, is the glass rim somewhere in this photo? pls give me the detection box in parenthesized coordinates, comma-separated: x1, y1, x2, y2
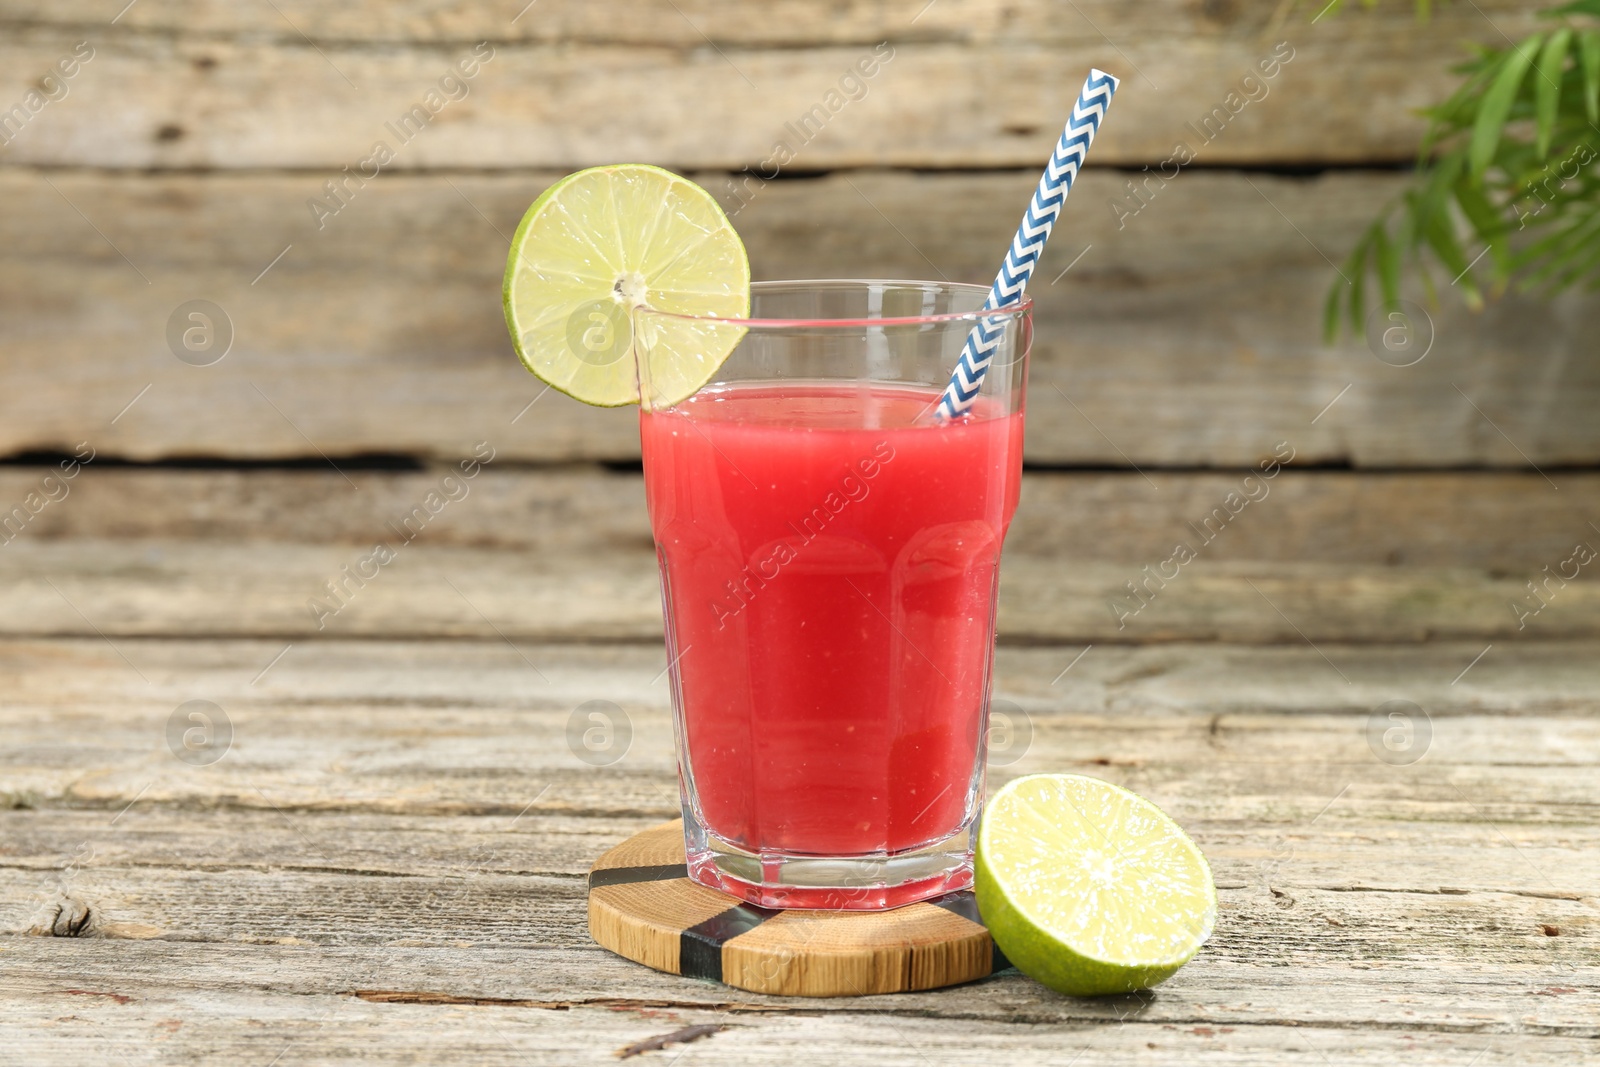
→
(635, 278, 1033, 329)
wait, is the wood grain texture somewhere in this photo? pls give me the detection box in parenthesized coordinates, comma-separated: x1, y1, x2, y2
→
(4, 638, 1599, 830)
(3, 955, 1593, 1067)
(586, 821, 998, 997)
(0, 2, 1543, 169)
(586, 826, 727, 980)
(0, 0, 1541, 49)
(4, 807, 1598, 911)
(4, 537, 1599, 643)
(4, 169, 1598, 466)
(2, 637, 1596, 1061)
(3, 467, 1596, 570)
(588, 879, 734, 976)
(590, 819, 689, 872)
(0, 468, 655, 555)
(723, 906, 994, 997)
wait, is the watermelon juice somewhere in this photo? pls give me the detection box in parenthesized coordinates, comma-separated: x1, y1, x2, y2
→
(640, 381, 1025, 899)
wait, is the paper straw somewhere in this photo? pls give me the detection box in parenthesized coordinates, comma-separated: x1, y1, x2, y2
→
(935, 69, 1120, 420)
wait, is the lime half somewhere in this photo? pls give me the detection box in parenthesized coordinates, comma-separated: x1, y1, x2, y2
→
(502, 164, 750, 408)
(976, 774, 1216, 997)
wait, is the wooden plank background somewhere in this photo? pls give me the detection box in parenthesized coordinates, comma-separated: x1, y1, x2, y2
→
(2, 1, 1598, 1064)
(0, 2, 1547, 168)
(1, 0, 1595, 465)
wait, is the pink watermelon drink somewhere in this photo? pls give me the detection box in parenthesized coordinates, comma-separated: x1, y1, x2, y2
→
(641, 376, 1025, 906)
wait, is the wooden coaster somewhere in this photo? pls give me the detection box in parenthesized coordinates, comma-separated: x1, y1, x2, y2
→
(587, 820, 1008, 997)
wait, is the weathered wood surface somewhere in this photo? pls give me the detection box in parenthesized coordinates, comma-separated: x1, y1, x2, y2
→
(0, 0, 1539, 50)
(5, 953, 1593, 1067)
(2, 639, 1596, 1063)
(3, 467, 1595, 566)
(5, 169, 1599, 466)
(4, 466, 1599, 643)
(6, 637, 1600, 836)
(7, 538, 1600, 643)
(2, 464, 1596, 642)
(0, 2, 1542, 170)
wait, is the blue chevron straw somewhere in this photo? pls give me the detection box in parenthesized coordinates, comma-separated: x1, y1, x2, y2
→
(934, 69, 1120, 420)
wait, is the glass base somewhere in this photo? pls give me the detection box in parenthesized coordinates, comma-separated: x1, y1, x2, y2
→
(682, 809, 977, 911)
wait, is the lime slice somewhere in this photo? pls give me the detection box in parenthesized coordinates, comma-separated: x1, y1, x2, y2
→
(976, 773, 1216, 997)
(502, 164, 750, 408)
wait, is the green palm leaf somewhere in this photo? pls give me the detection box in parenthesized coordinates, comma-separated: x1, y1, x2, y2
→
(1470, 35, 1539, 178)
(1580, 29, 1600, 120)
(1325, 0, 1600, 338)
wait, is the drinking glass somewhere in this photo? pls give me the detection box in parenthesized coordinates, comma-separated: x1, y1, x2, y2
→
(635, 280, 1031, 909)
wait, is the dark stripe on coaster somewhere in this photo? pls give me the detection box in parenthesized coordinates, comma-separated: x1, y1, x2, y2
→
(679, 903, 780, 981)
(927, 890, 1012, 973)
(587, 863, 690, 889)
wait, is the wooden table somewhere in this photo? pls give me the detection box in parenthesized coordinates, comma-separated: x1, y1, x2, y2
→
(3, 466, 1596, 1065)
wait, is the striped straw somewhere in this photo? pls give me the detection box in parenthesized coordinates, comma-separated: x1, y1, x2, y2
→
(935, 69, 1120, 420)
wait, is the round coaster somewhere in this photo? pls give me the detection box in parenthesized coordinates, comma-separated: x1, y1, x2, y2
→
(587, 820, 1009, 997)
